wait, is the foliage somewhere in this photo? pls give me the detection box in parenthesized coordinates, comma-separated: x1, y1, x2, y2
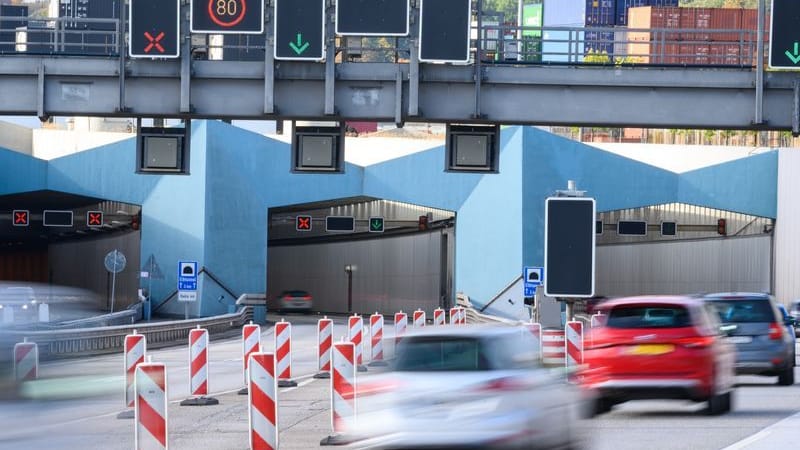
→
(679, 0, 758, 8)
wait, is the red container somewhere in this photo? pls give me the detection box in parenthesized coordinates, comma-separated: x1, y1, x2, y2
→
(709, 8, 742, 42)
(628, 6, 682, 42)
(680, 8, 713, 42)
(678, 43, 711, 65)
(741, 9, 770, 43)
(346, 122, 378, 135)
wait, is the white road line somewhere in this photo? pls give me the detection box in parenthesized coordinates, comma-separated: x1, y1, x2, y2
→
(722, 410, 800, 450)
(280, 377, 316, 393)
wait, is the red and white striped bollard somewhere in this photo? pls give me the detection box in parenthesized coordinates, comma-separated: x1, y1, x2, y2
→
(348, 314, 367, 372)
(433, 308, 445, 326)
(320, 341, 356, 445)
(449, 307, 459, 325)
(249, 353, 278, 450)
(413, 309, 425, 328)
(134, 361, 168, 450)
(120, 330, 146, 418)
(181, 326, 218, 406)
(542, 329, 565, 366)
(369, 313, 387, 367)
(275, 319, 297, 387)
(566, 321, 584, 382)
(458, 307, 467, 324)
(394, 311, 407, 348)
(315, 316, 333, 379)
(13, 339, 38, 382)
(525, 322, 542, 361)
(240, 321, 262, 395)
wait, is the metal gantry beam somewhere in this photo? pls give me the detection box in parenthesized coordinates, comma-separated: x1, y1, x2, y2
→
(0, 56, 796, 130)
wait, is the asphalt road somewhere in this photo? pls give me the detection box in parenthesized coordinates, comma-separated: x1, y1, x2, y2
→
(1, 315, 798, 450)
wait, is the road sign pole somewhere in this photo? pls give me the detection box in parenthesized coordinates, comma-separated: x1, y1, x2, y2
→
(111, 250, 118, 313)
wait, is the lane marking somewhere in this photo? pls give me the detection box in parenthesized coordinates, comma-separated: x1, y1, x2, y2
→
(722, 410, 800, 450)
(280, 377, 316, 393)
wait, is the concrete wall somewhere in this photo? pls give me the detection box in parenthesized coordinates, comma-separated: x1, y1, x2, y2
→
(774, 149, 800, 305)
(0, 121, 33, 154)
(0, 146, 47, 195)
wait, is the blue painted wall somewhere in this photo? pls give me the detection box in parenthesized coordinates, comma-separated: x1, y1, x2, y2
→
(0, 148, 47, 195)
(202, 121, 364, 315)
(522, 128, 678, 268)
(678, 151, 778, 219)
(0, 123, 782, 319)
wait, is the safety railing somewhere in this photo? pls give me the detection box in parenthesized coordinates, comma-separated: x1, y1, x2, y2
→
(0, 306, 253, 361)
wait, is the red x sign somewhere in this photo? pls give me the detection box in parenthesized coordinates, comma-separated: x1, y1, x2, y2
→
(87, 211, 103, 227)
(12, 210, 29, 227)
(144, 31, 166, 54)
(296, 215, 312, 231)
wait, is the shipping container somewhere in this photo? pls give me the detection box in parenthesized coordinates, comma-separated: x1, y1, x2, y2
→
(628, 6, 683, 45)
(616, 0, 678, 26)
(0, 5, 28, 53)
(25, 21, 55, 54)
(544, 0, 585, 26)
(585, 30, 615, 56)
(346, 122, 379, 134)
(679, 8, 712, 42)
(585, 0, 616, 26)
(741, 9, 769, 43)
(708, 8, 742, 42)
(627, 40, 680, 64)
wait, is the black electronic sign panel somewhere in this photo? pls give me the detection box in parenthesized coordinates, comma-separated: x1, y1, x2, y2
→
(419, 0, 471, 63)
(130, 0, 179, 58)
(191, 0, 264, 34)
(617, 220, 647, 236)
(43, 210, 74, 227)
(274, 0, 324, 61)
(770, 0, 800, 69)
(336, 0, 409, 36)
(544, 197, 595, 298)
(326, 216, 355, 232)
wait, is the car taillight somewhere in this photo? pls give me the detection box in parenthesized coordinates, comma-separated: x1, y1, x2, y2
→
(302, 296, 311, 301)
(769, 323, 784, 340)
(677, 336, 716, 348)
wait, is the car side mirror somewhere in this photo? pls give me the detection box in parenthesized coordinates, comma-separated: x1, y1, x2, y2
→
(719, 324, 736, 336)
(784, 316, 796, 327)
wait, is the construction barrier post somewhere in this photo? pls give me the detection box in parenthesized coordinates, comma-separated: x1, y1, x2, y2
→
(542, 329, 566, 366)
(13, 339, 38, 382)
(459, 307, 467, 324)
(239, 321, 262, 395)
(413, 309, 426, 328)
(314, 316, 333, 379)
(118, 330, 146, 419)
(566, 321, 584, 383)
(134, 362, 168, 450)
(368, 313, 387, 367)
(394, 311, 407, 349)
(525, 322, 542, 361)
(433, 308, 445, 326)
(320, 341, 356, 446)
(276, 319, 297, 387)
(347, 314, 367, 372)
(249, 353, 278, 450)
(181, 326, 218, 406)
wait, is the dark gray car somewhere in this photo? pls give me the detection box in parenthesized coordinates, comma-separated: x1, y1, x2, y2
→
(704, 293, 795, 386)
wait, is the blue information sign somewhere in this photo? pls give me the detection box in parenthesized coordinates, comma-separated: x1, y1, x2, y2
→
(178, 261, 198, 291)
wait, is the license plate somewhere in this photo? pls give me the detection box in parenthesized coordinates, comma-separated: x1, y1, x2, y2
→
(627, 344, 675, 356)
(727, 336, 753, 344)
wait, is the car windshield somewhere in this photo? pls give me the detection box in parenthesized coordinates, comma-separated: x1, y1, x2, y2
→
(606, 305, 692, 329)
(394, 337, 489, 372)
(707, 299, 776, 323)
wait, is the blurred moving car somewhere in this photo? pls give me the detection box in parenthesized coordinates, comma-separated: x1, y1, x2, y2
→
(277, 290, 312, 313)
(581, 296, 736, 416)
(346, 326, 580, 449)
(704, 293, 795, 386)
(790, 300, 800, 332)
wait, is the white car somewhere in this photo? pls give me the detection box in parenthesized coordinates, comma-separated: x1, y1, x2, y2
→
(344, 325, 581, 450)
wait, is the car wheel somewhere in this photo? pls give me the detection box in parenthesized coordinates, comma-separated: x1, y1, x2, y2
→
(706, 391, 731, 415)
(777, 365, 795, 386)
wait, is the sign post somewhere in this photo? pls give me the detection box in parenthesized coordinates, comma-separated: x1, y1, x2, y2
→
(104, 250, 127, 313)
(544, 181, 596, 322)
(178, 261, 198, 320)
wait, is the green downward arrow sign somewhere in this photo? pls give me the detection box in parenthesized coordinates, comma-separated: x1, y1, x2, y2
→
(785, 42, 800, 65)
(370, 218, 384, 231)
(288, 33, 310, 56)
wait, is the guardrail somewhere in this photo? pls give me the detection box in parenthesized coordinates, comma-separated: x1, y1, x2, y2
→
(0, 306, 253, 362)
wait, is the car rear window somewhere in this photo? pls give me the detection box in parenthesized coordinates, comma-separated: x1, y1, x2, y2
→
(606, 305, 692, 329)
(284, 291, 308, 297)
(394, 337, 489, 372)
(708, 299, 776, 323)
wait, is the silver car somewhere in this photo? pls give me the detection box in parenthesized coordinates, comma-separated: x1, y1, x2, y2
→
(704, 293, 795, 385)
(345, 325, 581, 449)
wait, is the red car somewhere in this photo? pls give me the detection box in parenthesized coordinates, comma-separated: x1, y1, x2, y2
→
(581, 296, 736, 416)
